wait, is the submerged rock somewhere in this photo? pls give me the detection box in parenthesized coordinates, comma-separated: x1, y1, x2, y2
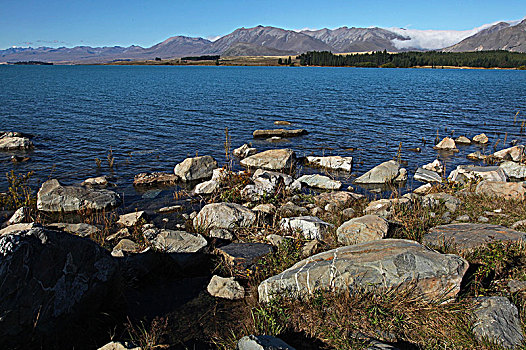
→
(253, 129, 307, 138)
(258, 239, 468, 302)
(475, 181, 526, 201)
(133, 172, 179, 186)
(424, 223, 526, 252)
(37, 179, 121, 213)
(355, 160, 405, 184)
(0, 226, 119, 346)
(473, 133, 489, 144)
(473, 297, 524, 349)
(173, 155, 218, 182)
(297, 174, 342, 190)
(240, 149, 296, 171)
(306, 155, 353, 172)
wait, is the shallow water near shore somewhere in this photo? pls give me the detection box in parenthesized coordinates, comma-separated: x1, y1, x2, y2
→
(1, 65, 525, 208)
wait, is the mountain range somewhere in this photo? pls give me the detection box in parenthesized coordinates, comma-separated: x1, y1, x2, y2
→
(1, 18, 525, 64)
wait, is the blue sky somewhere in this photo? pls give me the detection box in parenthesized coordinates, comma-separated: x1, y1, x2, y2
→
(1, 0, 525, 49)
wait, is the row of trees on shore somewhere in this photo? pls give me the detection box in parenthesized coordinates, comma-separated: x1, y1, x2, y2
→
(297, 50, 526, 69)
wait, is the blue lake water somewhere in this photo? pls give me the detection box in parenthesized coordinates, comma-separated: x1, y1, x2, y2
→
(1, 65, 525, 207)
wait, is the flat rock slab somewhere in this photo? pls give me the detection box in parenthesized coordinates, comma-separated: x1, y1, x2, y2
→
(492, 145, 525, 162)
(280, 216, 333, 240)
(424, 223, 526, 251)
(240, 149, 296, 171)
(218, 242, 273, 269)
(475, 181, 526, 201)
(238, 335, 296, 350)
(37, 179, 121, 213)
(258, 239, 468, 303)
(337, 215, 389, 245)
(193, 202, 256, 230)
(297, 174, 342, 190)
(306, 155, 353, 172)
(253, 129, 307, 138)
(173, 155, 218, 182)
(133, 172, 179, 186)
(355, 160, 402, 184)
(448, 165, 507, 183)
(47, 223, 100, 237)
(117, 211, 146, 227)
(152, 230, 207, 253)
(473, 296, 524, 349)
(414, 168, 442, 183)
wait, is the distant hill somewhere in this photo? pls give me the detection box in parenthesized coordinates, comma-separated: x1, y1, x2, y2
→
(1, 18, 525, 64)
(444, 19, 526, 52)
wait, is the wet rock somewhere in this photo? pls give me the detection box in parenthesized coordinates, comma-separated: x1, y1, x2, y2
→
(207, 275, 245, 300)
(492, 145, 525, 162)
(238, 335, 296, 350)
(355, 160, 405, 184)
(424, 223, 526, 252)
(37, 179, 121, 213)
(240, 149, 296, 171)
(174, 155, 218, 182)
(473, 296, 524, 349)
(47, 223, 100, 237)
(233, 144, 257, 159)
(193, 203, 256, 230)
(306, 155, 353, 172)
(500, 161, 526, 181)
(152, 229, 207, 253)
(280, 216, 333, 240)
(364, 197, 411, 218)
(414, 168, 442, 183)
(422, 159, 443, 173)
(81, 176, 109, 187)
(433, 137, 458, 151)
(274, 121, 291, 126)
(218, 242, 273, 269)
(253, 129, 307, 138)
(0, 132, 33, 150)
(475, 181, 526, 201)
(194, 179, 219, 194)
(133, 172, 179, 186)
(5, 207, 29, 226)
(0, 226, 119, 346)
(449, 165, 507, 183)
(279, 202, 308, 218)
(117, 211, 146, 227)
(297, 174, 342, 190)
(473, 133, 489, 144)
(455, 136, 471, 145)
(258, 239, 468, 302)
(337, 215, 388, 245)
(422, 192, 461, 212)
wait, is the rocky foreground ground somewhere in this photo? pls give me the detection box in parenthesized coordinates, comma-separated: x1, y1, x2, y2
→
(1, 130, 526, 349)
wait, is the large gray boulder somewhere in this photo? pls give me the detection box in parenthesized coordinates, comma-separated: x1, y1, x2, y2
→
(306, 155, 353, 172)
(193, 203, 256, 231)
(258, 239, 468, 302)
(240, 149, 296, 171)
(473, 297, 524, 349)
(424, 223, 526, 252)
(337, 215, 389, 245)
(0, 226, 119, 346)
(173, 155, 218, 182)
(492, 145, 525, 162)
(475, 181, 526, 201)
(500, 161, 526, 180)
(238, 335, 296, 350)
(355, 160, 405, 184)
(37, 179, 121, 212)
(280, 216, 333, 240)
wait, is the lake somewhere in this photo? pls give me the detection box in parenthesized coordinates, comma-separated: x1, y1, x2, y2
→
(1, 65, 525, 207)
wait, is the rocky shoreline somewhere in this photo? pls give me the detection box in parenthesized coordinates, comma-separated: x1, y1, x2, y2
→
(0, 129, 526, 349)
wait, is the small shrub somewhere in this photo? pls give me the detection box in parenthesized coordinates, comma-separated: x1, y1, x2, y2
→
(1, 170, 36, 210)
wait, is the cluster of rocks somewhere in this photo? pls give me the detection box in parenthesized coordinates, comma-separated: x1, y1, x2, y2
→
(0, 131, 33, 150)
